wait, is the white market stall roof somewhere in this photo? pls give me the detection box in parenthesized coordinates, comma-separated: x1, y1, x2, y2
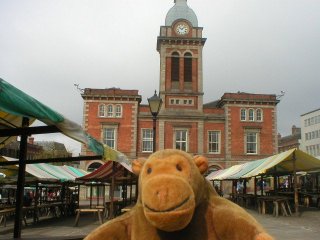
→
(206, 148, 320, 181)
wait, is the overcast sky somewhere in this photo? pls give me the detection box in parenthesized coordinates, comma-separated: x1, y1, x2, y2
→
(1, 0, 319, 155)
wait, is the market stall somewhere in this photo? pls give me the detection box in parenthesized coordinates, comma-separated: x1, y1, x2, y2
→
(206, 148, 320, 215)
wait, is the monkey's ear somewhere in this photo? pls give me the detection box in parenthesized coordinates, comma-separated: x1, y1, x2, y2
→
(132, 158, 146, 175)
(193, 155, 208, 174)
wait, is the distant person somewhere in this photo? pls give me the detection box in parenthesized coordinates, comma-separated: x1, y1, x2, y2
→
(23, 192, 32, 207)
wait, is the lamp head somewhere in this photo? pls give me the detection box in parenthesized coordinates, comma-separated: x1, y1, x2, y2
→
(148, 90, 163, 117)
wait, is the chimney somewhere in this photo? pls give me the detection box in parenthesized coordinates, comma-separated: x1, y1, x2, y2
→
(277, 133, 281, 139)
(291, 125, 301, 135)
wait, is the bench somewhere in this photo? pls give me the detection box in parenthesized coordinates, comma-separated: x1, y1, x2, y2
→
(74, 208, 103, 227)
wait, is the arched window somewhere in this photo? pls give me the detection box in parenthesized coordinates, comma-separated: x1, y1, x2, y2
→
(171, 52, 180, 83)
(98, 104, 105, 117)
(87, 162, 102, 172)
(184, 52, 192, 82)
(248, 109, 255, 121)
(256, 108, 263, 121)
(240, 108, 246, 121)
(115, 105, 122, 117)
(107, 104, 113, 117)
(207, 166, 221, 176)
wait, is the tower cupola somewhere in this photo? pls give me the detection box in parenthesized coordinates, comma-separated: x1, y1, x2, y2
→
(165, 0, 198, 27)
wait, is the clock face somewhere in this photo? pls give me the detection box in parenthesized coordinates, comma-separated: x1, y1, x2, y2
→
(175, 24, 189, 35)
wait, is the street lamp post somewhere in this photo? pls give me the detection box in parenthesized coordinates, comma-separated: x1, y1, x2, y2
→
(148, 90, 163, 153)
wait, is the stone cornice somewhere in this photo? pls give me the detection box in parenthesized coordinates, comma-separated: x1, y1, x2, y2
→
(157, 37, 206, 51)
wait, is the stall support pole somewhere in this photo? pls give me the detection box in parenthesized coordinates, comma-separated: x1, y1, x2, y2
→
(243, 179, 247, 194)
(77, 184, 80, 209)
(129, 173, 133, 204)
(260, 176, 264, 196)
(109, 162, 116, 218)
(254, 177, 257, 196)
(34, 182, 39, 223)
(123, 169, 128, 207)
(293, 152, 299, 215)
(97, 185, 100, 206)
(89, 184, 93, 208)
(14, 117, 29, 238)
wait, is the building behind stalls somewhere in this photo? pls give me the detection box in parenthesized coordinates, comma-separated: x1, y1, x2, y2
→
(278, 125, 301, 153)
(80, 0, 280, 173)
(300, 108, 320, 158)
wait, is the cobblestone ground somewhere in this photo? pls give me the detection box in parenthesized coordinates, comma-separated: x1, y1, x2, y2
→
(0, 207, 319, 239)
(248, 207, 320, 240)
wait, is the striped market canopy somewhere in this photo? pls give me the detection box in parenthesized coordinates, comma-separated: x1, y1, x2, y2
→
(0, 156, 87, 183)
(77, 160, 132, 182)
(62, 165, 88, 178)
(206, 164, 244, 181)
(224, 159, 266, 180)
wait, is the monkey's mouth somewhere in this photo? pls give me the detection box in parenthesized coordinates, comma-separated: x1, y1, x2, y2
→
(144, 197, 190, 213)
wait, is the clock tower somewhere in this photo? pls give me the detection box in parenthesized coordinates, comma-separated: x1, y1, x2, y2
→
(157, 0, 206, 115)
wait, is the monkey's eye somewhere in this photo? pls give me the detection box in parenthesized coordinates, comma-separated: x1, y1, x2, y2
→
(147, 167, 152, 174)
(176, 164, 182, 172)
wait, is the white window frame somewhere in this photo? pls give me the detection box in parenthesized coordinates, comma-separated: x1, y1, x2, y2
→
(256, 108, 263, 122)
(103, 127, 117, 150)
(107, 105, 114, 117)
(174, 129, 188, 151)
(208, 131, 221, 154)
(240, 109, 246, 121)
(98, 104, 105, 117)
(245, 130, 259, 155)
(115, 105, 122, 118)
(142, 129, 153, 152)
(248, 108, 255, 121)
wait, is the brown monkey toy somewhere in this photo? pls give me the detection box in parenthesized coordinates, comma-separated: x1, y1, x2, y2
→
(85, 149, 273, 240)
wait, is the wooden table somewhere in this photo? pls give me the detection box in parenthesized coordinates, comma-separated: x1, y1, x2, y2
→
(299, 192, 320, 208)
(0, 208, 15, 227)
(257, 196, 292, 217)
(121, 204, 134, 213)
(235, 194, 256, 208)
(74, 208, 103, 227)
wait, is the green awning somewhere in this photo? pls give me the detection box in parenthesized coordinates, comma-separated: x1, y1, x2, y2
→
(0, 78, 131, 166)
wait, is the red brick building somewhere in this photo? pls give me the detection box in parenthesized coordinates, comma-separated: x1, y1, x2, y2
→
(80, 0, 279, 172)
(278, 125, 301, 153)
